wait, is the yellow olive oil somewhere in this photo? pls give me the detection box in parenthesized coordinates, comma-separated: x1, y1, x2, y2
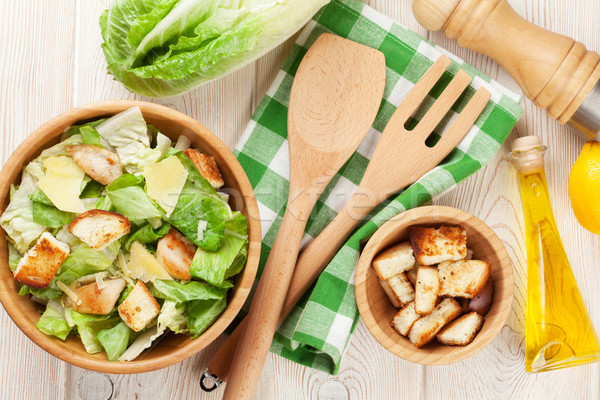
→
(511, 139, 600, 372)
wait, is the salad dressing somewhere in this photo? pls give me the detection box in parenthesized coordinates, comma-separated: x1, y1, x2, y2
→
(510, 136, 600, 372)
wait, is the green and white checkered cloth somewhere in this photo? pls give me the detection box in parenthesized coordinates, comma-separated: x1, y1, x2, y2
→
(233, 0, 523, 375)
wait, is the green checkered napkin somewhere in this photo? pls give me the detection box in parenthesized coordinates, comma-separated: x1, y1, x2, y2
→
(234, 0, 523, 375)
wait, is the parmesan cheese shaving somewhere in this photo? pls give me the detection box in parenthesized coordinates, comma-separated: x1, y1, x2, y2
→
(197, 219, 208, 241)
(95, 273, 106, 290)
(143, 156, 188, 217)
(57, 281, 81, 305)
(37, 156, 86, 213)
(174, 135, 191, 151)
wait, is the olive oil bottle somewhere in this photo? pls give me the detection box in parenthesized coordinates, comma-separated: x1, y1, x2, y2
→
(510, 136, 600, 372)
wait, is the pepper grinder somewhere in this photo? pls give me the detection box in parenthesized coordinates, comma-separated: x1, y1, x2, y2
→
(412, 0, 600, 139)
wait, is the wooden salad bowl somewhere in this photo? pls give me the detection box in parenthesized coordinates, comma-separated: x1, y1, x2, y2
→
(0, 100, 261, 374)
(355, 206, 513, 365)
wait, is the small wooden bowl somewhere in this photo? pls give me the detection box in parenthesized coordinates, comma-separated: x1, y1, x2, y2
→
(355, 206, 513, 365)
(0, 100, 261, 373)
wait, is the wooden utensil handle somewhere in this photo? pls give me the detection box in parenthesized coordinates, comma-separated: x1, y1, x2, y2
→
(412, 0, 600, 125)
(206, 191, 380, 383)
(222, 196, 313, 400)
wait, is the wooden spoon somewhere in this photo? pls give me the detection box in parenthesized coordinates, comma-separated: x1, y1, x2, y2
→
(202, 55, 490, 389)
(221, 33, 386, 400)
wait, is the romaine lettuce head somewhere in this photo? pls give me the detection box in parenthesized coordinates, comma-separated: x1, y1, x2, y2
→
(100, 0, 329, 97)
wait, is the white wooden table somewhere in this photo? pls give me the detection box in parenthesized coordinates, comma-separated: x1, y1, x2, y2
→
(1, 1, 599, 399)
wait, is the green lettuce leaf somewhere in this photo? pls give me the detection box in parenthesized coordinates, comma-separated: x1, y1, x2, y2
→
(97, 322, 134, 361)
(70, 310, 121, 354)
(56, 244, 113, 285)
(187, 297, 227, 338)
(151, 280, 226, 303)
(167, 182, 229, 251)
(79, 125, 103, 147)
(30, 189, 74, 228)
(157, 300, 189, 334)
(99, 0, 329, 97)
(106, 174, 162, 224)
(95, 107, 163, 174)
(8, 242, 21, 272)
(190, 212, 248, 287)
(36, 300, 72, 340)
(123, 222, 170, 251)
(81, 180, 105, 198)
(64, 118, 107, 137)
(95, 195, 114, 211)
(0, 173, 46, 253)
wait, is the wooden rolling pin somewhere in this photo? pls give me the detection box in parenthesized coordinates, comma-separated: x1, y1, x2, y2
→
(412, 0, 600, 139)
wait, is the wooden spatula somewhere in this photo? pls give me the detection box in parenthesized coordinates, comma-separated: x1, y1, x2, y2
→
(201, 55, 490, 389)
(221, 33, 386, 400)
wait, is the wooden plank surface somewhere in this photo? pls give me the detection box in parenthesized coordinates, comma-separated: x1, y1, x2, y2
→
(0, 0, 599, 399)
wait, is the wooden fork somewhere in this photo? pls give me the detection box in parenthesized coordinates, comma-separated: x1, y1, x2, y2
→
(201, 55, 491, 386)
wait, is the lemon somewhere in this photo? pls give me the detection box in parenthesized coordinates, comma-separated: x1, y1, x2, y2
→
(569, 140, 600, 234)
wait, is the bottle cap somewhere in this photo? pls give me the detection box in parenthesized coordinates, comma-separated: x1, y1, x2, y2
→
(511, 136, 542, 152)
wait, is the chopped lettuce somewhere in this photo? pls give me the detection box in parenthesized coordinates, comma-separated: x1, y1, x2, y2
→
(167, 182, 229, 251)
(158, 300, 189, 334)
(118, 324, 165, 361)
(8, 242, 21, 272)
(124, 222, 170, 252)
(79, 125, 103, 147)
(190, 212, 248, 287)
(36, 300, 72, 340)
(95, 107, 163, 174)
(95, 195, 114, 211)
(187, 297, 227, 338)
(106, 174, 163, 224)
(80, 180, 105, 198)
(0, 172, 46, 253)
(30, 188, 74, 228)
(151, 280, 226, 303)
(56, 244, 113, 285)
(97, 322, 134, 361)
(99, 0, 329, 97)
(70, 310, 121, 354)
(64, 118, 107, 138)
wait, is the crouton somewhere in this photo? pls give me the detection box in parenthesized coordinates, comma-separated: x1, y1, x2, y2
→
(468, 277, 493, 315)
(465, 248, 474, 260)
(406, 266, 418, 286)
(68, 209, 130, 251)
(408, 297, 462, 347)
(68, 278, 126, 315)
(437, 311, 484, 346)
(414, 266, 440, 315)
(391, 302, 420, 336)
(66, 144, 123, 185)
(382, 273, 414, 307)
(118, 281, 160, 332)
(156, 228, 196, 280)
(184, 149, 224, 190)
(409, 225, 467, 265)
(14, 232, 70, 288)
(438, 260, 491, 298)
(372, 242, 416, 280)
(379, 278, 402, 308)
